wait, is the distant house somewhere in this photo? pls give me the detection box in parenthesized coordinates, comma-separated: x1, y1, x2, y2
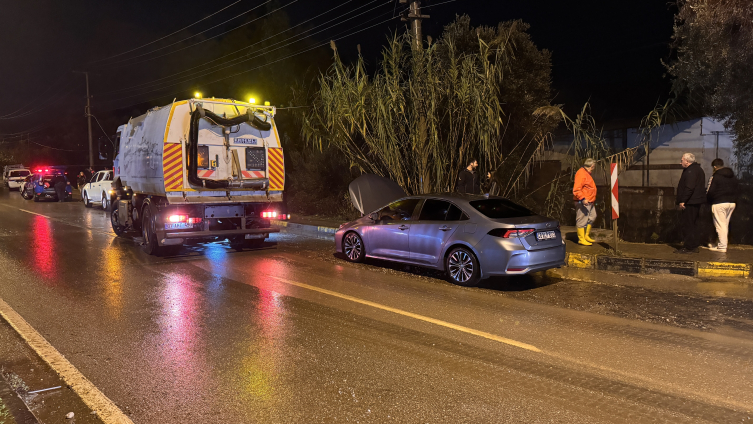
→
(544, 117, 736, 188)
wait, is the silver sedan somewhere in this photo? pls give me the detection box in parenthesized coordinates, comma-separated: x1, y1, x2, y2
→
(335, 193, 566, 286)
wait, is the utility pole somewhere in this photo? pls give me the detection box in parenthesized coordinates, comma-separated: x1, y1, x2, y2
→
(73, 71, 94, 168)
(400, 0, 430, 50)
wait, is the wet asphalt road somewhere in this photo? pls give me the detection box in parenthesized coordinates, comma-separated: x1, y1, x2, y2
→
(0, 189, 752, 423)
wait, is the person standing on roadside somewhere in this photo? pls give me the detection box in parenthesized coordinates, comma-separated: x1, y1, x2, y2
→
(706, 158, 737, 253)
(573, 158, 597, 246)
(457, 159, 480, 195)
(77, 172, 86, 190)
(674, 153, 706, 254)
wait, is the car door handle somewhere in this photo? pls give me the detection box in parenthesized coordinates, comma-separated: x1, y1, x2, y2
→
(398, 225, 409, 231)
(439, 225, 452, 231)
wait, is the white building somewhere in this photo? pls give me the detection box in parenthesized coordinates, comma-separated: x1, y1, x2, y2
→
(544, 117, 737, 188)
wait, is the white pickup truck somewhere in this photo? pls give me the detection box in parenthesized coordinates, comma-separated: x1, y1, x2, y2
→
(82, 170, 114, 210)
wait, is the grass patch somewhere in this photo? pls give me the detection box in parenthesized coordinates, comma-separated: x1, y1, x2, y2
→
(0, 400, 14, 424)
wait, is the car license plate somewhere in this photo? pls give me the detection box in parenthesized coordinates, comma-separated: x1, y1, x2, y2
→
(536, 230, 556, 241)
(165, 223, 192, 230)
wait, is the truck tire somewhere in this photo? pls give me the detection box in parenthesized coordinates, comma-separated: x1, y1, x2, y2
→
(111, 209, 126, 236)
(83, 192, 92, 208)
(141, 207, 162, 256)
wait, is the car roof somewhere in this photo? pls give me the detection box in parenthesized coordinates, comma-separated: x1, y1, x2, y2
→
(404, 193, 499, 203)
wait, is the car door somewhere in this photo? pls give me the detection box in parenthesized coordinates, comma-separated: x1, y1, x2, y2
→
(364, 198, 421, 261)
(410, 199, 467, 264)
(100, 171, 112, 198)
(91, 172, 104, 201)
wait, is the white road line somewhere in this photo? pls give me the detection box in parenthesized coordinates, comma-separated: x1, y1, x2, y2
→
(0, 297, 133, 424)
(272, 276, 542, 352)
(0, 203, 115, 237)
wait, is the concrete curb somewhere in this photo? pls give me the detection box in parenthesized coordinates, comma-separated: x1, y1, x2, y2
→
(271, 220, 751, 279)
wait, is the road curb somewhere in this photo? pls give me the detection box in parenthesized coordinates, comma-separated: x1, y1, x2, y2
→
(271, 221, 751, 279)
(565, 252, 751, 279)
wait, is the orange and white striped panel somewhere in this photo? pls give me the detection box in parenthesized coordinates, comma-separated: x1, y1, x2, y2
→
(267, 148, 284, 190)
(198, 170, 215, 178)
(242, 170, 265, 179)
(163, 143, 184, 191)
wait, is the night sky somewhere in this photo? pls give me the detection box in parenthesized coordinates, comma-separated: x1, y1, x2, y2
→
(0, 0, 675, 150)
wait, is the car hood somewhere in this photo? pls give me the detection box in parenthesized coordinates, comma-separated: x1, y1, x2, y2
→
(348, 174, 406, 215)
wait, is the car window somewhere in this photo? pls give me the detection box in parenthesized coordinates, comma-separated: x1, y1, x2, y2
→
(469, 199, 536, 219)
(419, 199, 452, 221)
(10, 170, 29, 177)
(103, 172, 112, 181)
(377, 198, 421, 222)
(446, 204, 469, 221)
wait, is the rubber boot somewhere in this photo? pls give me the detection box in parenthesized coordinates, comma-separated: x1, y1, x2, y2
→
(577, 228, 592, 246)
(585, 224, 596, 243)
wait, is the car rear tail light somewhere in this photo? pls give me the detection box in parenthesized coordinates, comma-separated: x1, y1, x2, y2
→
(488, 228, 535, 238)
(168, 214, 188, 223)
(187, 217, 202, 224)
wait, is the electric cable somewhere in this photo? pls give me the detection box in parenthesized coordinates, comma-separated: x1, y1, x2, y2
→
(99, 1, 393, 102)
(97, 0, 366, 96)
(95, 0, 282, 69)
(101, 14, 400, 111)
(0, 74, 74, 119)
(89, 0, 243, 64)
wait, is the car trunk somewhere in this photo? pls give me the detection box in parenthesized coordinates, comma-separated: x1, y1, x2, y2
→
(491, 216, 562, 251)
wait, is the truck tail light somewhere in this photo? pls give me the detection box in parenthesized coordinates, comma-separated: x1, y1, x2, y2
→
(261, 211, 278, 219)
(488, 228, 535, 238)
(188, 217, 202, 224)
(168, 214, 188, 223)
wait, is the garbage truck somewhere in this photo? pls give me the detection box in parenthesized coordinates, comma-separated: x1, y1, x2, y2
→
(110, 98, 286, 255)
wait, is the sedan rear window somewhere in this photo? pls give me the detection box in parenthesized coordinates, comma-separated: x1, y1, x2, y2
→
(469, 199, 536, 219)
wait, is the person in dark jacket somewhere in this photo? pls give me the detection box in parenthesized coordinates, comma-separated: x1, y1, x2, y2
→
(706, 158, 737, 252)
(674, 152, 706, 253)
(457, 159, 480, 194)
(49, 174, 68, 202)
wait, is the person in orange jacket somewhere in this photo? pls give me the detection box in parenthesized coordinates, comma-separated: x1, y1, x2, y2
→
(573, 158, 597, 245)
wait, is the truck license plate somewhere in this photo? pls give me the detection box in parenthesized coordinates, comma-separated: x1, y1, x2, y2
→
(165, 223, 192, 230)
(536, 231, 556, 241)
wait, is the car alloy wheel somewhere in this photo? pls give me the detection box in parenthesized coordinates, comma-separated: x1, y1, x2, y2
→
(343, 232, 365, 263)
(84, 192, 92, 208)
(102, 192, 109, 210)
(446, 247, 480, 286)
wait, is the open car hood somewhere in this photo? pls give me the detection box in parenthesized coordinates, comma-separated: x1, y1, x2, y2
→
(348, 174, 406, 215)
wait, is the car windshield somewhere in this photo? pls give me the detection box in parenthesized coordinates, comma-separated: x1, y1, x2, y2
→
(469, 198, 536, 219)
(10, 170, 29, 177)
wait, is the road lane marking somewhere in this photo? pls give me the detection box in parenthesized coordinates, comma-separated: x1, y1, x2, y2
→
(271, 276, 541, 353)
(0, 297, 133, 424)
(0, 203, 116, 237)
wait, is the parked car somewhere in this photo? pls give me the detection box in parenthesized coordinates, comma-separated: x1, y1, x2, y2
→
(335, 193, 566, 287)
(6, 169, 31, 190)
(21, 172, 72, 202)
(81, 170, 114, 210)
(3, 164, 26, 187)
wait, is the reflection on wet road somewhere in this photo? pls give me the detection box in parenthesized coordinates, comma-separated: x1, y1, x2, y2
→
(0, 190, 752, 423)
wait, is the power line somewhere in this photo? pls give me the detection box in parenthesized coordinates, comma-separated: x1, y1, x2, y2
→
(95, 0, 281, 69)
(102, 0, 387, 95)
(99, 2, 394, 104)
(0, 83, 79, 121)
(0, 75, 74, 119)
(98, 0, 364, 96)
(89, 0, 243, 64)
(102, 14, 400, 111)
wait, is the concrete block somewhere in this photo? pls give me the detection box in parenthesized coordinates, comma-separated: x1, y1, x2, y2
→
(643, 259, 695, 276)
(697, 262, 751, 278)
(596, 256, 642, 273)
(567, 253, 594, 269)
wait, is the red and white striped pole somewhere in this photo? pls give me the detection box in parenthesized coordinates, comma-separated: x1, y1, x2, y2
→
(611, 163, 619, 251)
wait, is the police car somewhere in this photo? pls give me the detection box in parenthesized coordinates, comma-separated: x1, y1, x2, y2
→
(21, 168, 72, 202)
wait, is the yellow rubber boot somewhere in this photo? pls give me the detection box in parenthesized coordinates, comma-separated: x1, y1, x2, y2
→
(585, 224, 596, 243)
(577, 228, 592, 246)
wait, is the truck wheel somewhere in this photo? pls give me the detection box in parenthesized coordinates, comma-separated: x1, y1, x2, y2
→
(111, 209, 126, 236)
(141, 207, 162, 256)
(84, 192, 92, 208)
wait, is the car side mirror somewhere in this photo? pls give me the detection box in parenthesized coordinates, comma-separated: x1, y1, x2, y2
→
(369, 212, 379, 221)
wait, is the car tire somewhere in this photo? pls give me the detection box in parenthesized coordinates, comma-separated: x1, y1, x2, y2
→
(83, 192, 92, 208)
(141, 207, 162, 256)
(102, 192, 110, 211)
(343, 232, 365, 263)
(21, 189, 32, 200)
(111, 209, 125, 236)
(445, 247, 481, 287)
